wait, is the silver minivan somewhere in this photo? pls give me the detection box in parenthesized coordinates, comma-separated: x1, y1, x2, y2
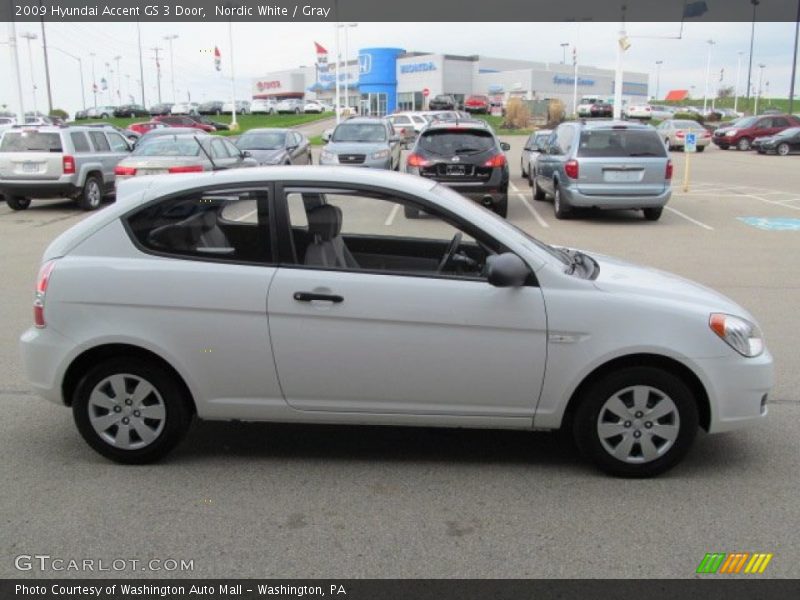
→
(0, 125, 132, 211)
(533, 120, 672, 221)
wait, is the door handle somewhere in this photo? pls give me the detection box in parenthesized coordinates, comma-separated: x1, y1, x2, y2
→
(293, 292, 344, 303)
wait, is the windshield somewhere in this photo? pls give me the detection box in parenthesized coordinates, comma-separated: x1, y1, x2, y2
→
(237, 132, 285, 150)
(577, 129, 667, 158)
(0, 132, 62, 152)
(332, 123, 386, 143)
(132, 138, 201, 157)
(671, 120, 704, 129)
(419, 129, 495, 155)
(534, 132, 551, 144)
(730, 117, 757, 128)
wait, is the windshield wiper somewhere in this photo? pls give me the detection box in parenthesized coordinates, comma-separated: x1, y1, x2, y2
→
(454, 147, 482, 154)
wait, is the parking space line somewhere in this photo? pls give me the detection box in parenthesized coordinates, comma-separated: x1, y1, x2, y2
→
(384, 203, 400, 226)
(515, 194, 549, 228)
(740, 193, 800, 212)
(664, 206, 714, 230)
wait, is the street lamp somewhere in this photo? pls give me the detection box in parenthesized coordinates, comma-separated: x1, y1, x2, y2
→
(734, 51, 743, 114)
(114, 55, 122, 104)
(163, 34, 179, 103)
(338, 23, 357, 111)
(90, 53, 97, 109)
(702, 39, 715, 114)
(746, 0, 760, 101)
(755, 63, 766, 115)
(655, 60, 663, 101)
(19, 32, 38, 114)
(560, 42, 569, 64)
(49, 46, 86, 111)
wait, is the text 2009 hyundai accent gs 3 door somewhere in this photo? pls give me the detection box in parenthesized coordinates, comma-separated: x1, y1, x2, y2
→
(19, 167, 773, 477)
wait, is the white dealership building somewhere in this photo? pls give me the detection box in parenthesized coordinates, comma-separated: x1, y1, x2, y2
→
(252, 48, 649, 116)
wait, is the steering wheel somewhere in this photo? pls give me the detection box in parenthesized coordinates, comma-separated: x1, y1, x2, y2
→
(438, 232, 463, 273)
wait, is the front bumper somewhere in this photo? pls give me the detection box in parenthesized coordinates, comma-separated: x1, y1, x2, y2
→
(319, 156, 392, 169)
(559, 185, 671, 210)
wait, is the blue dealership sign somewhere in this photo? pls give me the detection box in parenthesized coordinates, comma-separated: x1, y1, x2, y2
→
(553, 75, 595, 87)
(400, 62, 437, 74)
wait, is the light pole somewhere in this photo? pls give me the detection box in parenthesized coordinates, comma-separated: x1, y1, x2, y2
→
(90, 53, 97, 108)
(734, 51, 743, 114)
(746, 0, 760, 101)
(114, 55, 122, 104)
(334, 21, 341, 123)
(789, 0, 799, 115)
(655, 60, 663, 101)
(50, 46, 86, 111)
(7, 22, 26, 123)
(20, 32, 38, 115)
(702, 39, 715, 114)
(338, 23, 357, 110)
(137, 20, 145, 107)
(39, 20, 53, 114)
(227, 18, 237, 129)
(560, 42, 569, 64)
(572, 45, 579, 117)
(164, 34, 178, 103)
(755, 63, 765, 115)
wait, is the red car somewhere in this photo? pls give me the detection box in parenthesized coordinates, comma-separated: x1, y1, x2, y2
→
(128, 121, 169, 135)
(464, 95, 490, 114)
(152, 115, 216, 132)
(712, 114, 800, 151)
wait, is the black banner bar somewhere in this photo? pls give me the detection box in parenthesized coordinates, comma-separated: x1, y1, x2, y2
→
(1, 0, 798, 23)
(2, 580, 800, 600)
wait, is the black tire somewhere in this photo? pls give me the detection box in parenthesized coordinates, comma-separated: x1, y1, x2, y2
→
(493, 195, 508, 218)
(533, 176, 546, 201)
(572, 366, 699, 477)
(295, 108, 300, 114)
(101, 113, 109, 119)
(6, 196, 31, 210)
(737, 137, 751, 151)
(553, 185, 571, 219)
(643, 207, 663, 221)
(78, 175, 103, 211)
(777, 143, 791, 156)
(718, 144, 729, 150)
(696, 145, 705, 153)
(404, 205, 420, 219)
(72, 357, 193, 464)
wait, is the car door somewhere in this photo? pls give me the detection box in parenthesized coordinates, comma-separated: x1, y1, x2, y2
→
(210, 138, 237, 169)
(536, 127, 563, 194)
(266, 184, 548, 420)
(86, 131, 116, 186)
(105, 131, 132, 179)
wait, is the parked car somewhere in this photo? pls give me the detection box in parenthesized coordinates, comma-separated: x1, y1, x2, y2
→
(128, 121, 169, 136)
(136, 127, 210, 146)
(303, 100, 324, 114)
(754, 127, 800, 156)
(712, 114, 800, 151)
(577, 96, 602, 117)
(84, 123, 140, 143)
(656, 119, 712, 151)
(171, 103, 199, 116)
(0, 125, 132, 210)
(521, 129, 553, 182)
(276, 99, 304, 114)
(405, 118, 510, 217)
(234, 128, 312, 165)
(386, 112, 429, 146)
(533, 120, 672, 221)
(717, 108, 744, 120)
(221, 100, 250, 115)
(153, 115, 216, 132)
(73, 110, 88, 120)
(464, 95, 491, 114)
(250, 99, 277, 114)
(113, 134, 257, 185)
(149, 103, 174, 116)
(627, 104, 674, 120)
(198, 101, 224, 115)
(0, 117, 16, 132)
(113, 104, 149, 118)
(21, 166, 773, 476)
(319, 117, 402, 171)
(86, 106, 116, 119)
(428, 94, 458, 111)
(590, 103, 613, 118)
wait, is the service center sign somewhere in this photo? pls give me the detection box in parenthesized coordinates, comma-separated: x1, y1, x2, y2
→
(255, 80, 282, 92)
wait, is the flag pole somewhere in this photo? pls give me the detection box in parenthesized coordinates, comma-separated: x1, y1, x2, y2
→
(228, 18, 238, 130)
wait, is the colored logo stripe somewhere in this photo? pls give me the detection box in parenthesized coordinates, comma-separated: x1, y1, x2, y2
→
(697, 553, 726, 574)
(697, 553, 773, 574)
(745, 553, 773, 574)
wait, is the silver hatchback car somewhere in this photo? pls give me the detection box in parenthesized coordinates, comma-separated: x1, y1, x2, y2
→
(533, 121, 672, 221)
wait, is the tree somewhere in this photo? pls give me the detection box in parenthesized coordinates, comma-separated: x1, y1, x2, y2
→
(717, 85, 735, 99)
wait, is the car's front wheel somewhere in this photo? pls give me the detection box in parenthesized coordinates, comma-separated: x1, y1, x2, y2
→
(572, 366, 699, 477)
(6, 195, 31, 210)
(777, 143, 791, 156)
(737, 137, 752, 151)
(72, 357, 193, 464)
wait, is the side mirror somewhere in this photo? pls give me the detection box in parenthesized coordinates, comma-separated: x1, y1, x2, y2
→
(500, 142, 511, 151)
(321, 129, 332, 142)
(486, 253, 530, 288)
(241, 150, 252, 158)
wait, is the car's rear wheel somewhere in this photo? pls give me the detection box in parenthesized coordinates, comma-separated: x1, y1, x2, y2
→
(737, 137, 752, 151)
(643, 207, 663, 221)
(553, 185, 571, 219)
(718, 144, 729, 150)
(78, 176, 103, 211)
(533, 175, 546, 200)
(6, 196, 31, 210)
(493, 195, 508, 218)
(404, 205, 420, 219)
(572, 366, 699, 477)
(777, 143, 791, 156)
(72, 357, 193, 464)
(696, 145, 705, 153)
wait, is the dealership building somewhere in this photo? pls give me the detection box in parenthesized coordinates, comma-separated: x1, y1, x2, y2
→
(252, 47, 649, 115)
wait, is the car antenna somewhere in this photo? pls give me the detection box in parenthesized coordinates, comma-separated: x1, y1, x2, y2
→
(193, 135, 219, 171)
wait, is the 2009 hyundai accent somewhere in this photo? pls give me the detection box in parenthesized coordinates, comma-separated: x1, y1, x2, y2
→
(20, 167, 773, 476)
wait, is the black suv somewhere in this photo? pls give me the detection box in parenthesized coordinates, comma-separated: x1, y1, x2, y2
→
(428, 94, 458, 111)
(113, 104, 149, 118)
(405, 119, 511, 217)
(199, 101, 225, 115)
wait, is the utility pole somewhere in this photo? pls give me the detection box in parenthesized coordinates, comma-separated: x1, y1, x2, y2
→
(746, 0, 760, 101)
(755, 63, 765, 115)
(164, 34, 178, 102)
(655, 60, 663, 101)
(137, 20, 145, 107)
(90, 52, 97, 108)
(39, 17, 53, 114)
(151, 47, 163, 103)
(560, 42, 569, 64)
(20, 32, 38, 115)
(703, 40, 715, 114)
(734, 51, 743, 114)
(789, 0, 800, 115)
(7, 21, 26, 123)
(114, 55, 122, 104)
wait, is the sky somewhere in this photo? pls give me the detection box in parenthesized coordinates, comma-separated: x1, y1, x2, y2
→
(1, 20, 798, 114)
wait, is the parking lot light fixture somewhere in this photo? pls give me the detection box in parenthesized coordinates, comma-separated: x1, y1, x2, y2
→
(755, 63, 766, 115)
(703, 39, 715, 114)
(655, 60, 663, 101)
(6, 21, 27, 122)
(734, 51, 743, 114)
(19, 32, 38, 114)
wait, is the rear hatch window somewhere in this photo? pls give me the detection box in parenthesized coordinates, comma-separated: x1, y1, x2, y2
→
(577, 129, 666, 158)
(0, 132, 62, 152)
(418, 129, 495, 156)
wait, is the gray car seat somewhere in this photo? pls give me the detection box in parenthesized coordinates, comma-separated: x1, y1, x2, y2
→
(303, 204, 359, 268)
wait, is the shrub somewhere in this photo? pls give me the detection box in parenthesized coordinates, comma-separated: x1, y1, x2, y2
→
(673, 112, 704, 123)
(545, 98, 566, 128)
(501, 97, 531, 130)
(49, 108, 68, 119)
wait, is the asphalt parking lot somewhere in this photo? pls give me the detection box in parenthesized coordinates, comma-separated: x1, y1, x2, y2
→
(1, 137, 798, 579)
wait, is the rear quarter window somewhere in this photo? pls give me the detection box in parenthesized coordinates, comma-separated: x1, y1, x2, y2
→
(88, 132, 111, 152)
(70, 132, 91, 153)
(577, 129, 667, 158)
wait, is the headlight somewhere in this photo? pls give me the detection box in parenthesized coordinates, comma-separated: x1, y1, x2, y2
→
(320, 150, 337, 163)
(371, 149, 390, 160)
(709, 313, 764, 357)
(726, 130, 738, 137)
